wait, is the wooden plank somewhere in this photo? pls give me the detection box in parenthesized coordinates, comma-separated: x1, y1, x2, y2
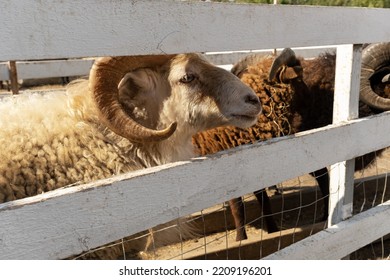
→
(0, 47, 332, 82)
(329, 44, 362, 225)
(1, 59, 93, 84)
(0, 46, 336, 82)
(15, 59, 94, 80)
(263, 199, 390, 259)
(206, 46, 337, 66)
(0, 1, 389, 60)
(333, 44, 361, 122)
(1, 112, 390, 259)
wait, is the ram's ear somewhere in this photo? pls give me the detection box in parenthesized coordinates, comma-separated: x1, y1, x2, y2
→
(118, 68, 157, 90)
(118, 72, 140, 99)
(118, 69, 160, 98)
(117, 68, 168, 127)
(279, 65, 303, 83)
(269, 48, 298, 81)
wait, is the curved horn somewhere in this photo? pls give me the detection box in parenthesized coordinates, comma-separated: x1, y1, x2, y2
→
(360, 42, 390, 110)
(231, 53, 266, 77)
(269, 48, 297, 81)
(89, 55, 177, 143)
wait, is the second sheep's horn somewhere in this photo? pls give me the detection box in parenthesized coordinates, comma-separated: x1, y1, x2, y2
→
(360, 42, 390, 110)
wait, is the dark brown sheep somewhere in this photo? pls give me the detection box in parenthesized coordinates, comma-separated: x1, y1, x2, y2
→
(192, 43, 390, 241)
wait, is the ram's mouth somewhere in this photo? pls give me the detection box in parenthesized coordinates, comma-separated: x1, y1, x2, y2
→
(232, 114, 258, 120)
(230, 113, 259, 128)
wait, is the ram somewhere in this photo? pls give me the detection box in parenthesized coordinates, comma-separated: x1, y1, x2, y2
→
(193, 42, 390, 241)
(0, 53, 261, 259)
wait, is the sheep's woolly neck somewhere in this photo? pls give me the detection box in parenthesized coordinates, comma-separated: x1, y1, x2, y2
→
(0, 81, 192, 203)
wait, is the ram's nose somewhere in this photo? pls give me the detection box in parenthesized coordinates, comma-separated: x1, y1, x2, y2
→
(245, 93, 262, 113)
(241, 88, 262, 117)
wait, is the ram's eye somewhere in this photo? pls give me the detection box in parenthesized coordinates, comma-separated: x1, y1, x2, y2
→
(179, 74, 195, 83)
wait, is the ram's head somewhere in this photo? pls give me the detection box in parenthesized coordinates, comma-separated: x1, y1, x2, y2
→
(89, 53, 262, 143)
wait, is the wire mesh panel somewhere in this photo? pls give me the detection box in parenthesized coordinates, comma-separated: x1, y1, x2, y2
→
(68, 176, 383, 260)
(65, 146, 389, 260)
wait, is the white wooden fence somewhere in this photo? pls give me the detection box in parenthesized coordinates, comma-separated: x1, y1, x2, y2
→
(0, 0, 390, 260)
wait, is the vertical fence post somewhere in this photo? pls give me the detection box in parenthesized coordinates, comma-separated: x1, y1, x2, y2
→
(272, 0, 278, 55)
(8, 61, 19, 94)
(328, 44, 362, 227)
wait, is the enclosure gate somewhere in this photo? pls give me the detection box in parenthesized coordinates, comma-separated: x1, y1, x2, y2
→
(0, 0, 390, 260)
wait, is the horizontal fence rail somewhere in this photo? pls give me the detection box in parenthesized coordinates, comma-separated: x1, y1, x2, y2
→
(0, 59, 94, 81)
(0, 1, 390, 61)
(0, 47, 337, 82)
(0, 0, 390, 259)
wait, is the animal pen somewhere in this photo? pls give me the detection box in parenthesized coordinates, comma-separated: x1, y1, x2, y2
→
(0, 0, 390, 260)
